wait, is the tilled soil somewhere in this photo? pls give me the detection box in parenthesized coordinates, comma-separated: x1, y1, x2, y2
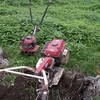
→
(0, 71, 87, 100)
(0, 77, 36, 100)
(49, 72, 85, 100)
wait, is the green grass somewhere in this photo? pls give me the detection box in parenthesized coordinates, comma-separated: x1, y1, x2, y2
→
(0, 0, 100, 76)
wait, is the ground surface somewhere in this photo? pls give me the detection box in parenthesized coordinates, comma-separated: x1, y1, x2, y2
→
(0, 77, 35, 100)
(0, 0, 100, 100)
(0, 71, 87, 100)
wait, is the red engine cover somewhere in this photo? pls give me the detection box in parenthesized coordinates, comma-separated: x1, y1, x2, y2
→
(42, 39, 65, 57)
(35, 57, 54, 73)
(20, 36, 39, 52)
(21, 36, 36, 44)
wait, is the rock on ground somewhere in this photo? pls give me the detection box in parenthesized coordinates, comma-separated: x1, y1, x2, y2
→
(83, 75, 100, 99)
(0, 47, 9, 67)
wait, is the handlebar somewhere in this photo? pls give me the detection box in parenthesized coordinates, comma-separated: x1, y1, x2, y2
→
(42, 92, 48, 100)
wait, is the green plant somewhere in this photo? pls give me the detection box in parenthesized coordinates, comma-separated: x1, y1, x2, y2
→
(0, 0, 100, 76)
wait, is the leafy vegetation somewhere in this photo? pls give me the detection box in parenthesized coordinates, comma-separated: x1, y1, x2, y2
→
(0, 0, 100, 76)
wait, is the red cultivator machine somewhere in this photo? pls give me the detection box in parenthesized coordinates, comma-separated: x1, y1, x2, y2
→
(0, 38, 69, 100)
(20, 35, 39, 53)
(20, 0, 53, 54)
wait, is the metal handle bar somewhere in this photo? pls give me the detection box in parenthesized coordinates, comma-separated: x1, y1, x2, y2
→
(39, 0, 54, 26)
(42, 92, 48, 100)
(29, 0, 54, 35)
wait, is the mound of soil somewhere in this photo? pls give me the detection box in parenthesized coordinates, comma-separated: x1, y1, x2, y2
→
(0, 77, 36, 100)
(49, 71, 86, 100)
(0, 71, 87, 100)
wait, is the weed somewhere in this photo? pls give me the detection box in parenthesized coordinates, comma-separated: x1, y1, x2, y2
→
(0, 0, 100, 75)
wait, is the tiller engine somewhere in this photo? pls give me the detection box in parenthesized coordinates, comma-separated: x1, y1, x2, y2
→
(20, 36, 39, 53)
(34, 57, 65, 87)
(41, 39, 69, 65)
(20, 0, 53, 54)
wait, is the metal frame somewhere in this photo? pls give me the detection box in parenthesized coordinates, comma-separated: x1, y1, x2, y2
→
(0, 66, 49, 100)
(0, 66, 48, 85)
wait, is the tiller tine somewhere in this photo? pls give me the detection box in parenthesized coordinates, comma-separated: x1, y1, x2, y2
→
(52, 67, 64, 85)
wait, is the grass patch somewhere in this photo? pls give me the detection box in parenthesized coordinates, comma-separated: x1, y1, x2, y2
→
(0, 0, 100, 76)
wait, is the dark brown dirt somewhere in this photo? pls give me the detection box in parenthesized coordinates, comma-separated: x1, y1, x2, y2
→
(0, 71, 87, 100)
(49, 71, 86, 100)
(0, 77, 36, 100)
